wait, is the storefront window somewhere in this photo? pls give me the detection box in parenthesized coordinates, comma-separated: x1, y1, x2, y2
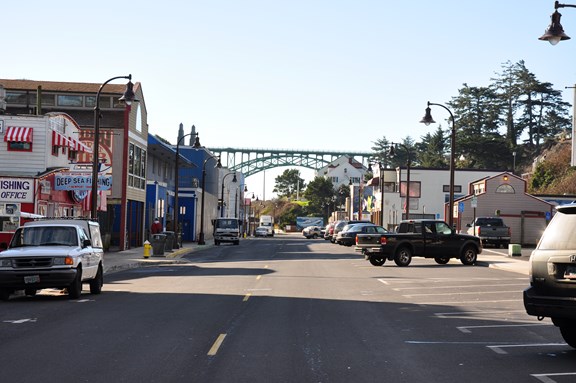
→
(0, 203, 20, 232)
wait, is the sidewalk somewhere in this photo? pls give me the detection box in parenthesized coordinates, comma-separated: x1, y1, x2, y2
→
(103, 240, 214, 275)
(475, 246, 532, 275)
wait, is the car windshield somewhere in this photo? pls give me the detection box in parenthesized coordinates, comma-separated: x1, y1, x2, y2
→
(216, 219, 238, 229)
(11, 226, 78, 247)
(538, 207, 576, 250)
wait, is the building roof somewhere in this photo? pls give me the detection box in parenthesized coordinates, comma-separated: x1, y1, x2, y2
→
(0, 78, 139, 95)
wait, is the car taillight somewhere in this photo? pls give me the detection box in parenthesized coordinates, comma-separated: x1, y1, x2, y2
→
(380, 237, 387, 245)
(477, 227, 481, 235)
(355, 235, 358, 245)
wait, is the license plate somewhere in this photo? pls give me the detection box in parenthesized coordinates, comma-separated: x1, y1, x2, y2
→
(24, 275, 40, 284)
(564, 265, 576, 279)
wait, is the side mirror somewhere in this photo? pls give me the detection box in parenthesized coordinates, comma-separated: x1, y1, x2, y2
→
(466, 223, 472, 227)
(83, 239, 92, 248)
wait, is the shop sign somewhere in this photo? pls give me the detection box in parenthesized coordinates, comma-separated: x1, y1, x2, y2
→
(0, 178, 34, 203)
(54, 173, 112, 191)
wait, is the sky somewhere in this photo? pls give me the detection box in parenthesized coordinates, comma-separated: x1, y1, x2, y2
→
(4, 1, 576, 199)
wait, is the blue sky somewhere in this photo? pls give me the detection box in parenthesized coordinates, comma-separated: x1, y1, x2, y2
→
(4, 1, 575, 198)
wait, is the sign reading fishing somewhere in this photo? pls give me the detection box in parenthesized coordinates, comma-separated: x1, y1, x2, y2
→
(0, 178, 34, 202)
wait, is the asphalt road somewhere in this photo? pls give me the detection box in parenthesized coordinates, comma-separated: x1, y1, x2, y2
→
(1, 235, 574, 383)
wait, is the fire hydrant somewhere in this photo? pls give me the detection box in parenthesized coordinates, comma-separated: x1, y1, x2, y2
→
(143, 240, 152, 258)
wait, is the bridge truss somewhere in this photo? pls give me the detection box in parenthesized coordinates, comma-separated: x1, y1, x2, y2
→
(207, 147, 374, 177)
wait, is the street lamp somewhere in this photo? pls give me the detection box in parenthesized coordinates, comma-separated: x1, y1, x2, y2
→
(220, 172, 237, 217)
(368, 161, 386, 226)
(174, 125, 201, 237)
(389, 143, 412, 220)
(91, 75, 137, 219)
(420, 101, 456, 228)
(539, 1, 576, 45)
(198, 155, 222, 245)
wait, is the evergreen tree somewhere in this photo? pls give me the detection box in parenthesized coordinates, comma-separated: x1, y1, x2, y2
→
(273, 169, 306, 198)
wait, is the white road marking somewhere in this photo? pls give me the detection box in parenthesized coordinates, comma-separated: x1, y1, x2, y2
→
(487, 343, 569, 354)
(403, 290, 520, 298)
(3, 318, 37, 324)
(457, 323, 551, 333)
(531, 372, 576, 383)
(393, 283, 527, 291)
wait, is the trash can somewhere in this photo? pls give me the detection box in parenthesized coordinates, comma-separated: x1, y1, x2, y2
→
(151, 234, 166, 256)
(162, 231, 175, 252)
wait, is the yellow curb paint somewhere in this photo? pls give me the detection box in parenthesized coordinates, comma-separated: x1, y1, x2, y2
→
(207, 333, 227, 356)
(243, 293, 251, 302)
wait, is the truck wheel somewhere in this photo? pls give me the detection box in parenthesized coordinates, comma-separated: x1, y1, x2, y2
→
(89, 264, 103, 294)
(394, 247, 412, 267)
(435, 256, 450, 264)
(560, 325, 576, 348)
(68, 267, 83, 299)
(460, 246, 478, 265)
(312, 234, 318, 239)
(215, 240, 220, 246)
(369, 257, 386, 266)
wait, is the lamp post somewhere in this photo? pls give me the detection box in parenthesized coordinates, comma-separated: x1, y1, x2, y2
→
(198, 155, 222, 245)
(91, 75, 137, 219)
(539, 1, 576, 45)
(420, 101, 456, 228)
(389, 143, 412, 220)
(174, 126, 201, 237)
(220, 172, 237, 217)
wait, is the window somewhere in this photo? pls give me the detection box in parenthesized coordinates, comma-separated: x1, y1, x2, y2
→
(496, 184, 515, 194)
(8, 141, 32, 152)
(128, 143, 146, 190)
(57, 95, 83, 107)
(443, 185, 462, 193)
(86, 96, 111, 108)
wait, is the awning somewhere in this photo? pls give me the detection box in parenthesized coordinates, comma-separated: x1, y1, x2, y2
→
(51, 130, 92, 153)
(68, 137, 92, 153)
(4, 127, 33, 143)
(52, 130, 70, 147)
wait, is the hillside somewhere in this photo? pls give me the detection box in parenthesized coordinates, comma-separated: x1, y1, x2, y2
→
(525, 139, 576, 195)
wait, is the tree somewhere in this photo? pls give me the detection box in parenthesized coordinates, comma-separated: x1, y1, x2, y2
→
(416, 127, 447, 168)
(303, 176, 335, 220)
(273, 169, 306, 198)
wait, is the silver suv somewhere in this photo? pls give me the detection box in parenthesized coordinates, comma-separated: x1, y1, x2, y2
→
(524, 203, 576, 347)
(0, 218, 104, 300)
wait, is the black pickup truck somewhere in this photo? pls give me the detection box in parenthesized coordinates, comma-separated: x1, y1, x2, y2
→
(355, 219, 482, 267)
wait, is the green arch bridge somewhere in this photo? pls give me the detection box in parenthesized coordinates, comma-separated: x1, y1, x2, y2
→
(207, 147, 374, 177)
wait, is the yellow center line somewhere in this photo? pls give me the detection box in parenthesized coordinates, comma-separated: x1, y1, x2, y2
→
(207, 333, 227, 356)
(243, 293, 251, 302)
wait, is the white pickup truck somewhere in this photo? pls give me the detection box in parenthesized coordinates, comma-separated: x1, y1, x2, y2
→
(0, 218, 104, 300)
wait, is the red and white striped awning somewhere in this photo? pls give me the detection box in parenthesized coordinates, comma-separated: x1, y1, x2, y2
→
(52, 130, 92, 153)
(68, 137, 92, 153)
(52, 130, 70, 147)
(4, 127, 33, 143)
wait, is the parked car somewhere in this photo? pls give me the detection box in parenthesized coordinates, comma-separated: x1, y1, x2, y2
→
(302, 226, 323, 239)
(255, 226, 269, 237)
(524, 203, 576, 348)
(332, 220, 372, 243)
(324, 222, 336, 241)
(335, 223, 384, 246)
(0, 218, 104, 300)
